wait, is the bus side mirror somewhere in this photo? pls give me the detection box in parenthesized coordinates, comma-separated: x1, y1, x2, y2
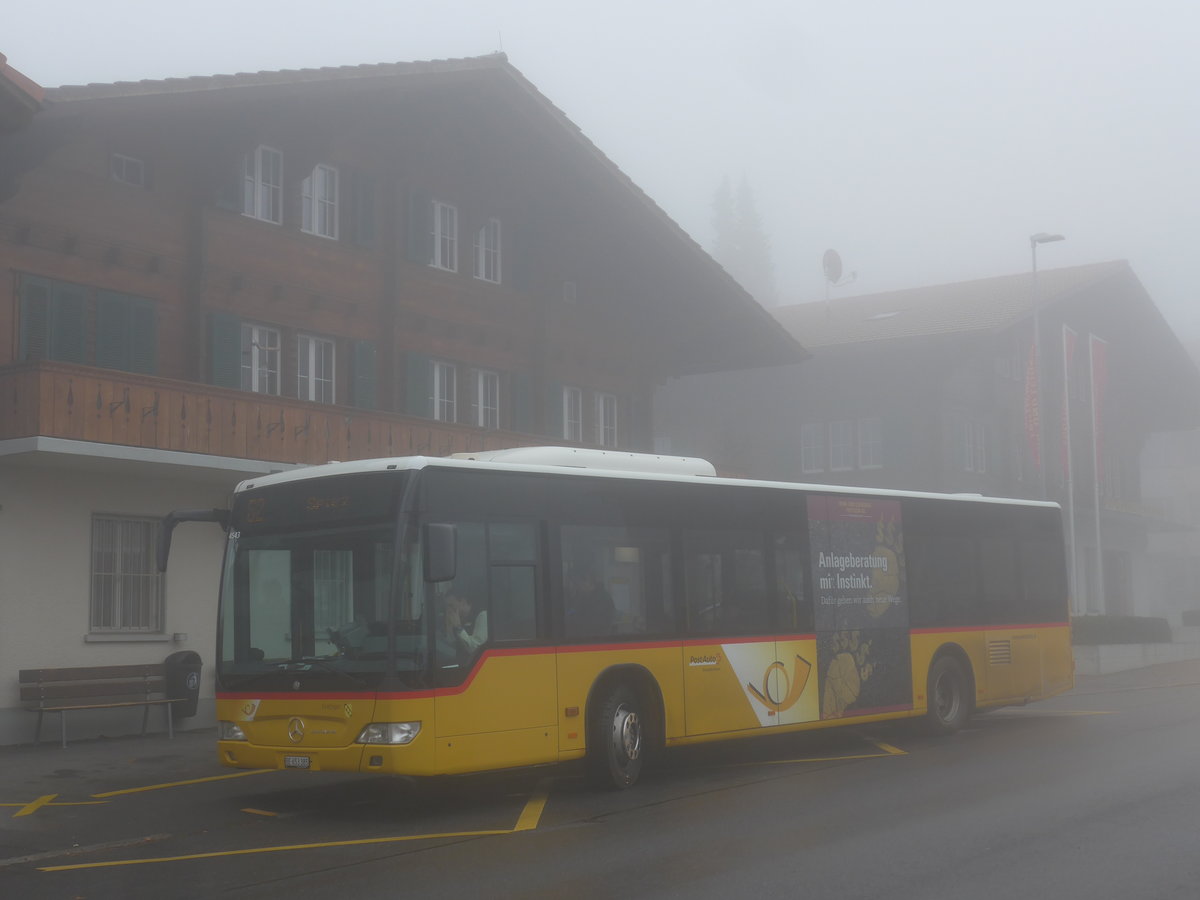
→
(423, 523, 457, 583)
(158, 508, 231, 572)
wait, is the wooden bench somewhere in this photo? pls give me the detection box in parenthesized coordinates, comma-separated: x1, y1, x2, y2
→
(19, 664, 182, 749)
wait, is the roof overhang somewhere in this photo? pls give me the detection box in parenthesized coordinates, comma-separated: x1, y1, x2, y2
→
(0, 53, 44, 134)
(0, 437, 305, 486)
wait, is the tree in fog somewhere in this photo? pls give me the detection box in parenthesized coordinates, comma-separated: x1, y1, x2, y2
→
(711, 176, 776, 307)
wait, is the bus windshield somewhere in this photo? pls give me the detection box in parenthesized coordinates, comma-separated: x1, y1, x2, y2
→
(218, 520, 420, 690)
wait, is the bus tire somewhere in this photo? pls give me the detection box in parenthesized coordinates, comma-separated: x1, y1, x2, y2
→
(925, 655, 970, 734)
(588, 684, 644, 789)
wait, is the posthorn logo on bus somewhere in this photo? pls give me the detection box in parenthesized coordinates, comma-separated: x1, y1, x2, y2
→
(287, 718, 305, 743)
(746, 655, 813, 714)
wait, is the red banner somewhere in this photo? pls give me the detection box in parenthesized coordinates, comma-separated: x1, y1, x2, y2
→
(1024, 337, 1040, 471)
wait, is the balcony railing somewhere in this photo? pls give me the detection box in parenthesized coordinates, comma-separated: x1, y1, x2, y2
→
(0, 362, 549, 466)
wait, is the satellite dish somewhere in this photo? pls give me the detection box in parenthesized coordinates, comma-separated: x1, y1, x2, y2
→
(823, 249, 843, 284)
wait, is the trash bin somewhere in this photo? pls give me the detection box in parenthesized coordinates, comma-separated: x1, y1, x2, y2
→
(164, 650, 202, 720)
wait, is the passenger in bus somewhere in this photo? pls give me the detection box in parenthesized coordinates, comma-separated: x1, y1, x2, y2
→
(444, 592, 489, 654)
(564, 563, 616, 637)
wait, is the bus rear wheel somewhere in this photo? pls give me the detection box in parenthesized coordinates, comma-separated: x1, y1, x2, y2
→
(925, 655, 971, 734)
(589, 685, 644, 789)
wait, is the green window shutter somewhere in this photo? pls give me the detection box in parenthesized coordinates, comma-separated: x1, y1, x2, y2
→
(96, 292, 157, 374)
(351, 340, 377, 409)
(350, 171, 377, 247)
(512, 372, 535, 433)
(95, 291, 131, 371)
(406, 191, 432, 264)
(506, 224, 527, 292)
(209, 312, 242, 388)
(215, 156, 242, 211)
(405, 352, 431, 417)
(130, 300, 157, 375)
(544, 381, 563, 438)
(51, 283, 87, 364)
(19, 276, 51, 361)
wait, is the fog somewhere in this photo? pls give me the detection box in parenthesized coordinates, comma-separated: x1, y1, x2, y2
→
(9, 0, 1199, 334)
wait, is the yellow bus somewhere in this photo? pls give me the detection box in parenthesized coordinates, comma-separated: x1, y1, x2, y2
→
(163, 447, 1074, 789)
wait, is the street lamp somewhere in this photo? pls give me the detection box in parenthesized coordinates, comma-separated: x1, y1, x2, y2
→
(1030, 232, 1065, 500)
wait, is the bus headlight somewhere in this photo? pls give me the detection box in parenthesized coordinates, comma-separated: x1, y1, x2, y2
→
(218, 721, 247, 741)
(357, 722, 421, 745)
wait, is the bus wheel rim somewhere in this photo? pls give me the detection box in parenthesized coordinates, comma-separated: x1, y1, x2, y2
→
(936, 672, 958, 720)
(615, 705, 641, 762)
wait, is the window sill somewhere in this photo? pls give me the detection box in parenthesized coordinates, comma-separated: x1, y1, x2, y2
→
(241, 211, 282, 226)
(85, 633, 174, 643)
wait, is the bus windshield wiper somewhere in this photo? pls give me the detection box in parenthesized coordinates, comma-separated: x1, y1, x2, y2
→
(282, 658, 368, 688)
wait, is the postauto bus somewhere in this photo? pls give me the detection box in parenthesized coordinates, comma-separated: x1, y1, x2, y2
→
(161, 447, 1073, 789)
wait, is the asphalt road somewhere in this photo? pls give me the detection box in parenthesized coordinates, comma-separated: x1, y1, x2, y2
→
(4, 662, 1200, 899)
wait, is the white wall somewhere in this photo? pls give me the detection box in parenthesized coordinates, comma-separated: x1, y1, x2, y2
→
(0, 461, 233, 744)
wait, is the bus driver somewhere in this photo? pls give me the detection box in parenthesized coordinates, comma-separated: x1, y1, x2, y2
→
(444, 592, 488, 653)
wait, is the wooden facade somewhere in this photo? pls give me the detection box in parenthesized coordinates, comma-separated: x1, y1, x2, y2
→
(0, 54, 801, 466)
(0, 361, 546, 465)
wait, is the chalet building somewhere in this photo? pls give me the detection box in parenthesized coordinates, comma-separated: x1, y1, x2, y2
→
(656, 261, 1200, 618)
(0, 53, 801, 744)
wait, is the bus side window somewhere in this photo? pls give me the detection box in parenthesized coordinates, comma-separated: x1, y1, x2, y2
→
(682, 530, 768, 635)
(774, 532, 812, 633)
(491, 565, 536, 641)
(560, 525, 668, 638)
(979, 535, 1019, 626)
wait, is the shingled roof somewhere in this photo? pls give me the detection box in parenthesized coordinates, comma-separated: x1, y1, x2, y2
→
(43, 54, 508, 102)
(773, 261, 1129, 348)
(0, 52, 44, 133)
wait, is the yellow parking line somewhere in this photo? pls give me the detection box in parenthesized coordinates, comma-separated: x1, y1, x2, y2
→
(14, 795, 57, 818)
(2, 795, 108, 818)
(870, 740, 907, 756)
(39, 829, 513, 871)
(43, 780, 557, 871)
(991, 709, 1116, 717)
(513, 779, 552, 832)
(92, 769, 273, 798)
(747, 750, 899, 767)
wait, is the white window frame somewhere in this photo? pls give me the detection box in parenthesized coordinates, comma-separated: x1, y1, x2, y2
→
(433, 361, 457, 422)
(243, 145, 283, 224)
(800, 422, 826, 474)
(297, 334, 335, 404)
(110, 153, 146, 188)
(301, 164, 339, 239)
(90, 515, 164, 633)
(829, 420, 855, 472)
(596, 392, 618, 447)
(241, 323, 281, 395)
(857, 417, 883, 469)
(476, 369, 500, 429)
(964, 420, 988, 473)
(563, 386, 583, 442)
(431, 201, 458, 272)
(473, 218, 502, 283)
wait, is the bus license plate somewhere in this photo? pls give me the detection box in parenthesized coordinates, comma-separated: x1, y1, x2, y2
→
(283, 755, 311, 769)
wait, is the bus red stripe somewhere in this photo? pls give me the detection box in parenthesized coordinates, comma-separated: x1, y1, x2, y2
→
(216, 623, 1069, 702)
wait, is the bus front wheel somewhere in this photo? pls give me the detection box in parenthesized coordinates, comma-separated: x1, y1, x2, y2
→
(589, 685, 644, 789)
(925, 655, 971, 734)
